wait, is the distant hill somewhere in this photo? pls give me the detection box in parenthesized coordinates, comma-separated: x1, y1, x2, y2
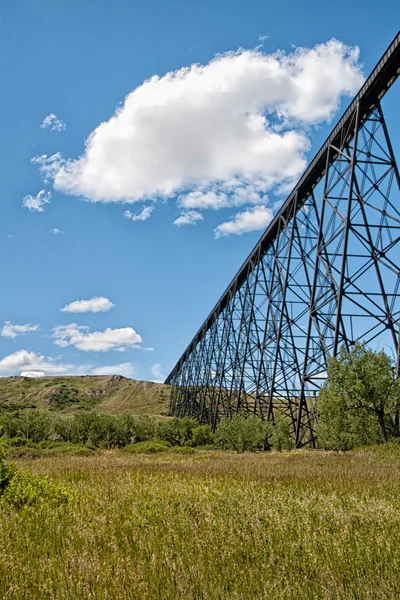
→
(0, 375, 171, 416)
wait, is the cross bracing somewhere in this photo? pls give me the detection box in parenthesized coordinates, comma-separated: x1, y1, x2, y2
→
(166, 32, 400, 447)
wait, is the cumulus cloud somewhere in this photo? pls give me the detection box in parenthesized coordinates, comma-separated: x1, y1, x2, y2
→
(33, 40, 363, 217)
(52, 323, 142, 352)
(214, 205, 274, 238)
(174, 210, 203, 227)
(0, 350, 68, 374)
(40, 113, 66, 131)
(22, 190, 51, 212)
(1, 322, 39, 339)
(61, 296, 114, 313)
(90, 363, 135, 378)
(21, 371, 45, 378)
(50, 228, 62, 234)
(124, 206, 154, 221)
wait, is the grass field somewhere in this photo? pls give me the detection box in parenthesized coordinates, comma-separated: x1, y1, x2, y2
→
(1, 448, 400, 599)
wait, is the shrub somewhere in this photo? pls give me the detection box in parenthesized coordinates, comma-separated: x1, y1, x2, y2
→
(37, 441, 96, 456)
(124, 441, 171, 454)
(216, 414, 267, 453)
(1, 470, 73, 508)
(157, 417, 198, 446)
(5, 436, 36, 448)
(168, 446, 196, 454)
(49, 383, 81, 409)
(0, 413, 20, 438)
(0, 442, 74, 507)
(270, 413, 294, 451)
(191, 425, 214, 447)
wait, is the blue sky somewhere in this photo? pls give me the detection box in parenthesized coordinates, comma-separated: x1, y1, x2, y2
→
(0, 0, 398, 380)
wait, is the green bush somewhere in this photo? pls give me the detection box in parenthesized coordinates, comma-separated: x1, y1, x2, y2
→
(157, 417, 198, 446)
(1, 470, 73, 508)
(216, 414, 268, 453)
(49, 383, 81, 409)
(167, 446, 196, 454)
(124, 440, 171, 454)
(191, 425, 214, 447)
(0, 442, 74, 507)
(269, 413, 294, 451)
(6, 446, 43, 459)
(0, 443, 15, 492)
(37, 441, 96, 456)
(4, 436, 36, 447)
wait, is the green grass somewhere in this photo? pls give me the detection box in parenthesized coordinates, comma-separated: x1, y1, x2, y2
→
(0, 375, 171, 416)
(1, 448, 400, 599)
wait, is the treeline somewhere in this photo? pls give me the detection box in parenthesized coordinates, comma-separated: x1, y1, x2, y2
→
(0, 410, 294, 454)
(1, 342, 398, 454)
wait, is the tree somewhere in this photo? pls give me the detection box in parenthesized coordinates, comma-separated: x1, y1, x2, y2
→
(215, 414, 267, 453)
(191, 425, 214, 447)
(17, 410, 53, 443)
(157, 417, 198, 446)
(317, 342, 400, 449)
(270, 413, 294, 451)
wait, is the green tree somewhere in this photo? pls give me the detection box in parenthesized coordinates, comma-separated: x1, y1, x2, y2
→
(270, 413, 294, 451)
(317, 342, 400, 449)
(17, 410, 53, 443)
(191, 425, 214, 447)
(215, 414, 267, 453)
(157, 417, 198, 446)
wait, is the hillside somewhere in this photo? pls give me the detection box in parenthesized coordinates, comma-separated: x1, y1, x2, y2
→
(0, 375, 171, 416)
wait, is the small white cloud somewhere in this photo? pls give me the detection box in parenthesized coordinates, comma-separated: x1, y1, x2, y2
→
(90, 363, 135, 378)
(22, 190, 51, 212)
(1, 321, 39, 339)
(151, 363, 165, 382)
(50, 228, 62, 234)
(21, 371, 45, 378)
(214, 205, 274, 238)
(52, 323, 142, 352)
(40, 113, 66, 132)
(61, 296, 114, 313)
(124, 206, 154, 221)
(177, 180, 268, 212)
(174, 210, 203, 227)
(258, 34, 270, 43)
(0, 350, 68, 375)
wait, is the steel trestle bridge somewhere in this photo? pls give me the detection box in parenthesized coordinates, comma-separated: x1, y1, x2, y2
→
(166, 32, 400, 447)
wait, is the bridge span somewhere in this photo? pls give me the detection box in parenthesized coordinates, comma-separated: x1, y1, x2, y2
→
(166, 32, 400, 447)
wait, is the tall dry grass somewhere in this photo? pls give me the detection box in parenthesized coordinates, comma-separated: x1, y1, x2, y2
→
(1, 449, 400, 599)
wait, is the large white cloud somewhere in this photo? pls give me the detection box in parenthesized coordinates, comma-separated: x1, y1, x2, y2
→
(1, 322, 39, 339)
(33, 40, 363, 214)
(52, 323, 142, 352)
(0, 350, 68, 374)
(61, 296, 114, 313)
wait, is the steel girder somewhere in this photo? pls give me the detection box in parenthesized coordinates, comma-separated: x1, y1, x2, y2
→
(166, 32, 400, 446)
